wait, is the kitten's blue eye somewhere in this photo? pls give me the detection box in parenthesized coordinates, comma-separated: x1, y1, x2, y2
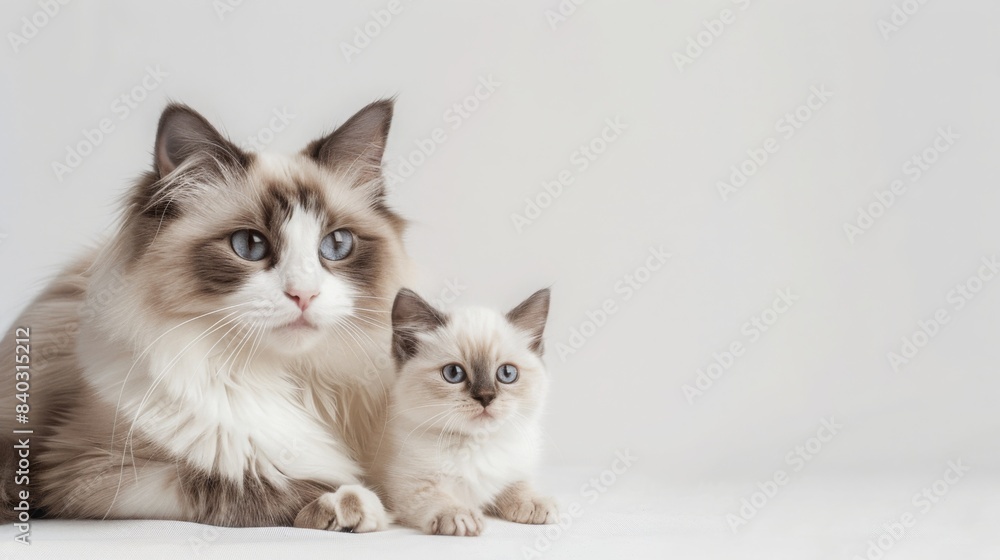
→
(230, 229, 270, 261)
(320, 229, 355, 261)
(497, 364, 518, 384)
(442, 363, 466, 384)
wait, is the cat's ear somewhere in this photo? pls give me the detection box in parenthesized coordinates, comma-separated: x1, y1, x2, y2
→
(154, 104, 249, 178)
(391, 288, 446, 363)
(506, 288, 551, 355)
(305, 98, 394, 193)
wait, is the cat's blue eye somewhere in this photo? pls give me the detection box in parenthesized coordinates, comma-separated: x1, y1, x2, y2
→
(230, 229, 270, 261)
(442, 363, 466, 384)
(320, 229, 355, 261)
(497, 364, 518, 384)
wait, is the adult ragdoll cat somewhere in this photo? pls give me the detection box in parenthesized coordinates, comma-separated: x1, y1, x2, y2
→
(0, 99, 410, 530)
(372, 288, 558, 536)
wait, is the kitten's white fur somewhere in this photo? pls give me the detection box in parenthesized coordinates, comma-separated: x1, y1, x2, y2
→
(374, 295, 557, 536)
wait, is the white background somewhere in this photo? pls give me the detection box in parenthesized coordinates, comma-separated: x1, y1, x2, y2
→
(1, 0, 998, 517)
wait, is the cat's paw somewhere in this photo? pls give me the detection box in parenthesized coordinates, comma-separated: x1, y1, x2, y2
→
(293, 484, 389, 533)
(426, 506, 485, 536)
(496, 495, 558, 525)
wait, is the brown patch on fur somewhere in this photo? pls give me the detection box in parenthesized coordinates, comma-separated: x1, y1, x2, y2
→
(390, 289, 448, 364)
(0, 255, 93, 521)
(177, 466, 334, 527)
(294, 494, 338, 530)
(189, 236, 253, 296)
(506, 289, 551, 354)
(33, 386, 336, 526)
(306, 99, 394, 191)
(487, 481, 558, 525)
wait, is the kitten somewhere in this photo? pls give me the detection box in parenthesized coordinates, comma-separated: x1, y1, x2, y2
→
(373, 288, 558, 536)
(0, 100, 411, 530)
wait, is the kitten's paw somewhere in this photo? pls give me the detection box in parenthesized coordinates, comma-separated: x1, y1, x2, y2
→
(498, 495, 558, 525)
(293, 485, 389, 533)
(426, 506, 485, 536)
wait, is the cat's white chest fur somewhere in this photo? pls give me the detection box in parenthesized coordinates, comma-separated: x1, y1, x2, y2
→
(81, 323, 360, 486)
(433, 425, 541, 507)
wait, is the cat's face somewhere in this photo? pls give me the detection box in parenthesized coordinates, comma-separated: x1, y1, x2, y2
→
(390, 289, 551, 435)
(120, 101, 406, 355)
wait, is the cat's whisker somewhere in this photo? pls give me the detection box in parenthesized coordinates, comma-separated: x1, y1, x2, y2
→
(238, 321, 267, 379)
(337, 319, 397, 467)
(351, 307, 390, 314)
(212, 317, 256, 373)
(326, 320, 393, 462)
(110, 301, 257, 448)
(112, 307, 249, 455)
(350, 315, 391, 330)
(107, 311, 255, 518)
(341, 321, 390, 368)
(195, 312, 255, 367)
(215, 318, 258, 379)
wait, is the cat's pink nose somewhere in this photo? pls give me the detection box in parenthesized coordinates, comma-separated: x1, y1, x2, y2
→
(285, 289, 318, 311)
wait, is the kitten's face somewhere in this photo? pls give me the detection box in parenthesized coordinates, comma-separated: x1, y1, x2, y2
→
(122, 101, 405, 355)
(390, 289, 551, 435)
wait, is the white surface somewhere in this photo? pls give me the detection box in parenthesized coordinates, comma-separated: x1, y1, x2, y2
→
(2, 468, 998, 559)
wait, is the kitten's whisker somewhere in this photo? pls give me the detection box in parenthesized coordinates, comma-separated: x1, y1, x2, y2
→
(397, 410, 452, 454)
(436, 413, 461, 457)
(387, 403, 451, 422)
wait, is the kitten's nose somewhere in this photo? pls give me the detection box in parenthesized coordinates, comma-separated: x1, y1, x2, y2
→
(285, 289, 318, 311)
(472, 392, 496, 408)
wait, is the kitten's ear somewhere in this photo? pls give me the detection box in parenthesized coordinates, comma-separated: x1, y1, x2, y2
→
(305, 98, 394, 192)
(154, 104, 249, 178)
(506, 288, 551, 355)
(391, 288, 447, 363)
